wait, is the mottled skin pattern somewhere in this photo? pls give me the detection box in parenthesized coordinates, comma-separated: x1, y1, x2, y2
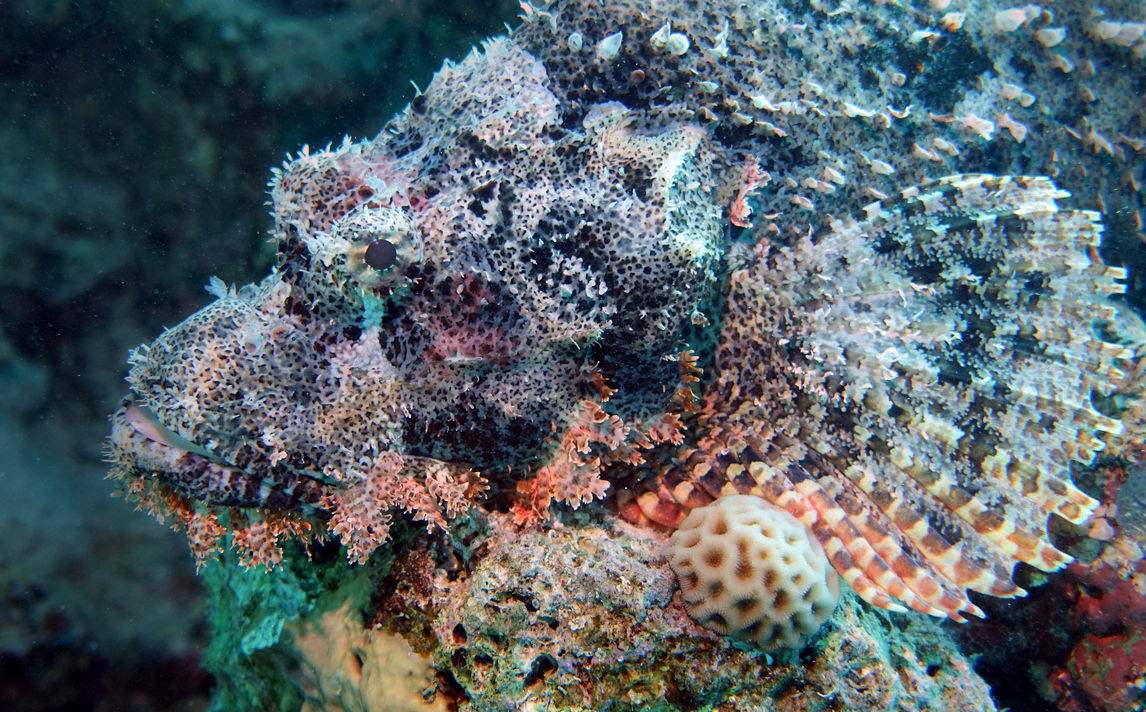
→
(108, 0, 1146, 622)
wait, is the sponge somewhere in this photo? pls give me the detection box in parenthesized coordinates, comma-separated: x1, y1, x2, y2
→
(665, 495, 840, 650)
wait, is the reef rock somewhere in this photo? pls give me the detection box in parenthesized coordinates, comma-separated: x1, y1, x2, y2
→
(204, 513, 996, 712)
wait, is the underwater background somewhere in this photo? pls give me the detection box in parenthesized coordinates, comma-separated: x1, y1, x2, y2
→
(3, 1, 1146, 712)
(0, 1, 516, 709)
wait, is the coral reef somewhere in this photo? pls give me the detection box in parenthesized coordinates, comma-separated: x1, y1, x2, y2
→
(1050, 460, 1146, 712)
(289, 599, 447, 712)
(1064, 560, 1146, 712)
(204, 511, 996, 712)
(102, 0, 1146, 708)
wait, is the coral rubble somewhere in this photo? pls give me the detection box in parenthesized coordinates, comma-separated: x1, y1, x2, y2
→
(104, 0, 1146, 708)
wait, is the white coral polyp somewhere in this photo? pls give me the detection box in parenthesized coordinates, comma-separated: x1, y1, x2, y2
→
(666, 495, 840, 650)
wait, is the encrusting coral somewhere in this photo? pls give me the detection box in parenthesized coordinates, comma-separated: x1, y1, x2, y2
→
(105, 0, 1146, 706)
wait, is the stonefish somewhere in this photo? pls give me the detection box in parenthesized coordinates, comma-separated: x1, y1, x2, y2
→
(108, 0, 1146, 626)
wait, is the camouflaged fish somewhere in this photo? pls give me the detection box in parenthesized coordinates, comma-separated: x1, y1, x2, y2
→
(107, 0, 1146, 619)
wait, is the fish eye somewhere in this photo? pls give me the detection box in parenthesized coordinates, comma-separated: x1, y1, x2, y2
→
(336, 207, 422, 288)
(363, 238, 398, 271)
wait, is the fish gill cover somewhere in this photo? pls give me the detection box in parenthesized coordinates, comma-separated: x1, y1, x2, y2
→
(103, 0, 1146, 709)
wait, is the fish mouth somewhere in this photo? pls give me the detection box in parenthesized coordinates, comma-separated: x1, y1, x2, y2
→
(109, 397, 330, 517)
(121, 399, 223, 462)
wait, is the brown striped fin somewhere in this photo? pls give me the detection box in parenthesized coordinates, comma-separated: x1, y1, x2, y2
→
(683, 173, 1145, 624)
(740, 451, 950, 617)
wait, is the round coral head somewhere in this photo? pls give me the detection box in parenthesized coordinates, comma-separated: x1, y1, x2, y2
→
(666, 495, 840, 650)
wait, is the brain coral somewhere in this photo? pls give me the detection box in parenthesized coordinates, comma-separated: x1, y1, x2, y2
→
(666, 495, 840, 650)
(106, 0, 1146, 640)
